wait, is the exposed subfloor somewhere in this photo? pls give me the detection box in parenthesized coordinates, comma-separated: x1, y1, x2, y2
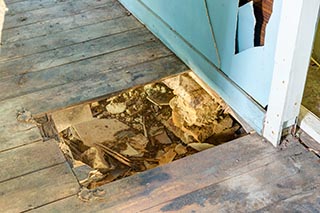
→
(0, 0, 320, 212)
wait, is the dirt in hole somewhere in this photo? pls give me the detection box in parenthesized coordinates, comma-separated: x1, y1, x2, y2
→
(46, 73, 246, 189)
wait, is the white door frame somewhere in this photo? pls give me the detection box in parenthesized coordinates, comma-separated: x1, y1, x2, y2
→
(263, 0, 320, 146)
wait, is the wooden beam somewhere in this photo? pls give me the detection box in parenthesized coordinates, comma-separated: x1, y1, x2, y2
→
(263, 0, 320, 146)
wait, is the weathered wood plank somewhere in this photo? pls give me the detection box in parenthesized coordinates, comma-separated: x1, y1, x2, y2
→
(0, 56, 188, 151)
(256, 190, 320, 212)
(0, 140, 65, 182)
(0, 126, 42, 151)
(0, 28, 154, 79)
(4, 0, 113, 29)
(0, 15, 141, 61)
(31, 137, 320, 213)
(145, 144, 320, 212)
(30, 134, 275, 212)
(0, 97, 43, 151)
(0, 40, 172, 101)
(3, 1, 126, 43)
(7, 0, 81, 14)
(0, 163, 79, 213)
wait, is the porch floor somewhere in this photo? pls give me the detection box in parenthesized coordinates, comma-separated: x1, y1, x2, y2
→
(0, 0, 319, 212)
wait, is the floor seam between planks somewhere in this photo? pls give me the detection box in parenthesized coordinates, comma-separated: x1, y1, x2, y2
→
(6, 0, 112, 14)
(0, 27, 149, 75)
(4, 0, 120, 30)
(0, 161, 66, 184)
(3, 2, 126, 39)
(0, 138, 42, 154)
(21, 194, 77, 213)
(1, 17, 140, 62)
(0, 27, 146, 74)
(0, 54, 174, 102)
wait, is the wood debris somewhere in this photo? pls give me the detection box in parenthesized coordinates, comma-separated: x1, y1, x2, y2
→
(188, 143, 214, 151)
(51, 104, 93, 132)
(52, 74, 244, 189)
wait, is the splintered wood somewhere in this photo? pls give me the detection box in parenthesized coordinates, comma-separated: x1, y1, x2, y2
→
(51, 73, 244, 189)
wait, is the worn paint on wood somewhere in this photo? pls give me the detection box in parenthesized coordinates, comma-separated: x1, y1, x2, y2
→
(3, 1, 127, 43)
(0, 41, 173, 100)
(31, 134, 320, 212)
(4, 0, 113, 29)
(1, 28, 153, 78)
(0, 163, 79, 212)
(0, 140, 65, 182)
(1, 16, 141, 61)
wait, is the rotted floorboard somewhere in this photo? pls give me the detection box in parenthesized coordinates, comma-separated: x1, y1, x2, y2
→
(0, 0, 319, 212)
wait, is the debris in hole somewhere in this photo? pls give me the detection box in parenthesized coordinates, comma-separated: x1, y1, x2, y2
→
(51, 104, 93, 133)
(50, 73, 245, 189)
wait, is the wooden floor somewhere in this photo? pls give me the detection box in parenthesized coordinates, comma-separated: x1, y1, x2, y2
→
(0, 0, 319, 212)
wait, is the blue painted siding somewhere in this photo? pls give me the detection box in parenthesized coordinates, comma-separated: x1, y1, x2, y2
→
(140, 0, 220, 67)
(126, 0, 283, 107)
(119, 0, 281, 133)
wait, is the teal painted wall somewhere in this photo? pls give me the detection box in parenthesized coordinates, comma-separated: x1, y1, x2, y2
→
(119, 0, 267, 132)
(133, 0, 283, 107)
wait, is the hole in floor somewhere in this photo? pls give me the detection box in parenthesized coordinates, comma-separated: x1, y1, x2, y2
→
(37, 73, 247, 189)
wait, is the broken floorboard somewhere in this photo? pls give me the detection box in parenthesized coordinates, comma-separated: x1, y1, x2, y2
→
(0, 0, 188, 211)
(0, 0, 320, 212)
(30, 134, 320, 212)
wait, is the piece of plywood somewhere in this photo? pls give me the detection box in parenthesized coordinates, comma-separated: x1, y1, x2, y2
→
(3, 1, 126, 43)
(0, 28, 153, 79)
(51, 104, 93, 133)
(72, 119, 130, 146)
(0, 140, 65, 182)
(0, 163, 79, 212)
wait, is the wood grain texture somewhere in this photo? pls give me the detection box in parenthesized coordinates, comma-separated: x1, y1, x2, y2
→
(4, 0, 113, 29)
(7, 0, 83, 14)
(0, 163, 79, 213)
(0, 56, 188, 151)
(0, 139, 65, 182)
(0, 28, 154, 78)
(3, 1, 126, 43)
(256, 190, 320, 212)
(0, 40, 172, 100)
(146, 143, 320, 212)
(1, 15, 141, 61)
(31, 135, 320, 213)
(30, 134, 273, 212)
